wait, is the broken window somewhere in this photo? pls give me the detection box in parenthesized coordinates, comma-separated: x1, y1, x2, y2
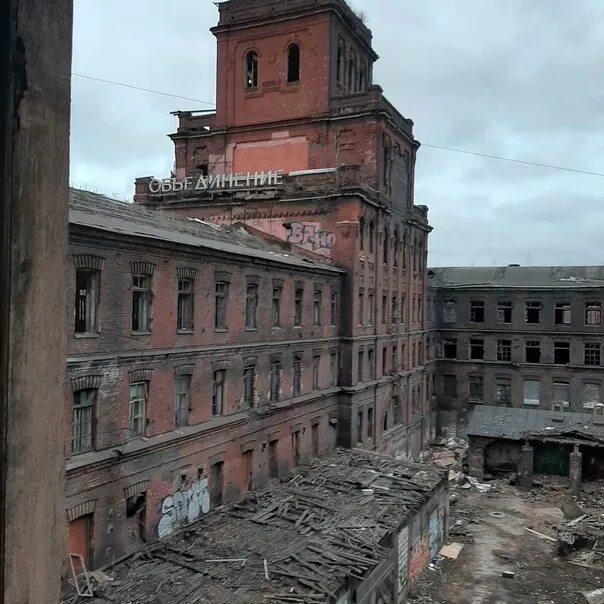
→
(495, 378, 511, 406)
(243, 363, 256, 407)
(555, 302, 571, 325)
(368, 348, 375, 380)
(293, 355, 302, 398)
(312, 354, 320, 390)
(526, 301, 542, 324)
(270, 361, 281, 403)
(357, 411, 364, 444)
(272, 285, 282, 327)
(367, 407, 374, 439)
(525, 340, 541, 364)
(443, 338, 457, 359)
(212, 370, 224, 417)
(497, 302, 512, 324)
(497, 339, 512, 362)
(443, 374, 457, 398)
(126, 491, 147, 544)
(583, 383, 600, 409)
(215, 281, 228, 330)
(469, 375, 483, 401)
(245, 51, 258, 88)
(72, 389, 96, 454)
(523, 380, 540, 406)
(313, 289, 322, 326)
(129, 382, 147, 437)
(470, 300, 485, 323)
(585, 342, 601, 366)
(330, 290, 339, 326)
(358, 290, 365, 326)
(245, 283, 259, 329)
(586, 302, 601, 326)
(294, 286, 304, 326)
(75, 270, 99, 334)
(286, 43, 300, 83)
(553, 382, 570, 407)
(382, 292, 388, 324)
(368, 291, 375, 325)
(469, 338, 484, 360)
(358, 348, 364, 383)
(443, 300, 457, 324)
(554, 341, 570, 365)
(330, 351, 339, 386)
(177, 279, 194, 331)
(175, 375, 191, 426)
(131, 275, 150, 332)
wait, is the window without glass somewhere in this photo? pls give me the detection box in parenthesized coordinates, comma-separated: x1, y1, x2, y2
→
(554, 342, 570, 365)
(443, 300, 457, 323)
(470, 338, 484, 360)
(443, 338, 457, 359)
(129, 382, 147, 437)
(242, 450, 253, 493)
(294, 286, 304, 326)
(368, 291, 375, 325)
(312, 354, 320, 390)
(212, 371, 224, 417)
(583, 383, 600, 409)
(368, 221, 375, 253)
(358, 290, 365, 326)
(383, 232, 389, 265)
(525, 340, 541, 363)
(586, 302, 602, 326)
(293, 356, 302, 397)
(359, 62, 367, 91)
(368, 348, 375, 380)
(382, 347, 388, 375)
(270, 361, 281, 403)
(287, 43, 300, 83)
(245, 284, 259, 329)
(382, 293, 388, 324)
(555, 302, 571, 325)
(497, 339, 512, 362)
(330, 290, 339, 326)
(358, 216, 365, 251)
(392, 345, 398, 372)
(497, 302, 512, 324)
(443, 374, 457, 398)
(245, 51, 258, 88)
(526, 301, 542, 324)
(553, 382, 570, 407)
(215, 281, 228, 329)
(330, 352, 338, 386)
(357, 411, 363, 444)
(495, 378, 511, 406)
(392, 296, 398, 324)
(75, 270, 99, 334)
(469, 375, 483, 400)
(585, 343, 601, 366)
(523, 380, 540, 406)
(336, 37, 345, 84)
(177, 279, 194, 331)
(72, 389, 96, 454)
(358, 349, 364, 383)
(175, 375, 191, 426)
(348, 50, 357, 93)
(132, 275, 150, 332)
(470, 301, 485, 323)
(272, 286, 282, 327)
(243, 363, 256, 407)
(313, 289, 322, 326)
(400, 295, 406, 323)
(292, 431, 301, 466)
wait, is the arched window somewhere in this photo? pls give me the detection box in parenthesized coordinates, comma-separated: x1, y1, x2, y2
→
(393, 229, 400, 267)
(368, 221, 375, 254)
(359, 216, 365, 251)
(287, 44, 300, 83)
(245, 51, 258, 89)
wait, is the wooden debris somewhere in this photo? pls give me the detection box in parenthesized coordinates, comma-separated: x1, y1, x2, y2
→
(524, 527, 557, 542)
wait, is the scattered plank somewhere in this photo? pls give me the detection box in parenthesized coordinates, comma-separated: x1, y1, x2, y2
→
(523, 527, 557, 543)
(439, 543, 464, 560)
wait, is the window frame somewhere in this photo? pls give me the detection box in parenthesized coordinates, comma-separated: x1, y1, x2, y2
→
(286, 43, 300, 84)
(75, 269, 100, 335)
(131, 274, 151, 333)
(270, 360, 281, 403)
(177, 278, 194, 332)
(212, 370, 225, 417)
(245, 283, 259, 330)
(215, 281, 229, 330)
(245, 50, 258, 89)
(243, 363, 256, 407)
(129, 381, 148, 437)
(72, 388, 96, 454)
(175, 374, 191, 426)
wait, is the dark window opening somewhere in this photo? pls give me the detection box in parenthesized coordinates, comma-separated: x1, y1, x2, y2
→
(469, 375, 483, 400)
(313, 289, 322, 326)
(383, 232, 389, 264)
(368, 221, 375, 253)
(312, 355, 320, 391)
(72, 389, 96, 454)
(554, 342, 571, 365)
(242, 450, 253, 493)
(383, 410, 389, 433)
(330, 291, 339, 326)
(357, 411, 363, 444)
(292, 431, 301, 466)
(293, 356, 302, 397)
(526, 301, 542, 324)
(495, 379, 511, 406)
(294, 287, 304, 326)
(243, 364, 256, 407)
(368, 348, 375, 380)
(358, 290, 364, 326)
(272, 286, 282, 327)
(287, 43, 300, 83)
(470, 338, 484, 360)
(311, 424, 319, 457)
(359, 62, 367, 91)
(269, 440, 279, 478)
(382, 293, 388, 324)
(497, 302, 512, 324)
(525, 340, 541, 363)
(212, 370, 225, 417)
(75, 269, 99, 334)
(470, 301, 485, 323)
(392, 345, 398, 371)
(358, 349, 364, 383)
(443, 338, 457, 359)
(555, 302, 571, 325)
(177, 278, 194, 331)
(382, 347, 388, 375)
(126, 492, 147, 544)
(215, 281, 228, 330)
(245, 51, 258, 88)
(368, 292, 375, 325)
(585, 343, 601, 366)
(210, 462, 224, 507)
(131, 275, 150, 332)
(330, 352, 338, 386)
(336, 38, 345, 84)
(497, 339, 512, 362)
(270, 361, 281, 403)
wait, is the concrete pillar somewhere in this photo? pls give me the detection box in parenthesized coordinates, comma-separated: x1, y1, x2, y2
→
(570, 445, 582, 496)
(518, 444, 534, 490)
(468, 441, 486, 481)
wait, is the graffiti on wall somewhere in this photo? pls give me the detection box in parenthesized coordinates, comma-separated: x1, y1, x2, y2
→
(157, 478, 210, 539)
(287, 223, 336, 256)
(408, 534, 429, 584)
(429, 511, 441, 558)
(397, 526, 409, 595)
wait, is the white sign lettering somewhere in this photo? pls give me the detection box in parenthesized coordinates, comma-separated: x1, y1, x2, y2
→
(148, 170, 284, 194)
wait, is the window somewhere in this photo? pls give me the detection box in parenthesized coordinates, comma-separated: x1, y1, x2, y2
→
(330, 351, 338, 386)
(132, 275, 150, 332)
(497, 339, 512, 362)
(75, 270, 99, 334)
(368, 348, 375, 380)
(175, 375, 191, 426)
(270, 361, 281, 403)
(393, 230, 399, 268)
(242, 450, 253, 493)
(470, 301, 485, 323)
(383, 232, 389, 265)
(555, 303, 571, 325)
(294, 286, 304, 326)
(129, 382, 147, 437)
(383, 410, 389, 432)
(292, 430, 301, 466)
(357, 411, 363, 444)
(412, 343, 417, 367)
(312, 354, 320, 390)
(359, 62, 367, 91)
(382, 347, 388, 375)
(177, 279, 194, 331)
(272, 285, 282, 327)
(443, 338, 457, 359)
(313, 289, 322, 326)
(348, 50, 357, 93)
(392, 345, 398, 372)
(443, 300, 457, 323)
(286, 43, 300, 83)
(469, 338, 484, 360)
(293, 356, 302, 397)
(585, 343, 601, 366)
(269, 440, 279, 478)
(358, 217, 365, 251)
(367, 407, 374, 439)
(554, 341, 570, 365)
(401, 344, 406, 370)
(443, 375, 457, 398)
(526, 301, 542, 324)
(497, 302, 512, 324)
(215, 281, 228, 329)
(210, 461, 224, 507)
(358, 290, 365, 326)
(583, 383, 600, 409)
(243, 363, 256, 407)
(245, 51, 258, 88)
(368, 221, 375, 253)
(245, 284, 259, 329)
(523, 380, 540, 406)
(212, 371, 224, 417)
(358, 349, 364, 382)
(368, 291, 375, 325)
(553, 382, 570, 407)
(72, 389, 95, 454)
(311, 423, 319, 457)
(586, 302, 601, 326)
(525, 340, 541, 363)
(469, 375, 483, 401)
(336, 37, 345, 84)
(330, 290, 339, 326)
(400, 295, 406, 323)
(392, 296, 398, 324)
(382, 292, 388, 324)
(495, 378, 511, 406)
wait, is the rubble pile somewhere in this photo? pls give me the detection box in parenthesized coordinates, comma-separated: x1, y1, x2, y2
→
(422, 437, 468, 484)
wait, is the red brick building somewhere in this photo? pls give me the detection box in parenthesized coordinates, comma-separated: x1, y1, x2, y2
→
(66, 0, 432, 569)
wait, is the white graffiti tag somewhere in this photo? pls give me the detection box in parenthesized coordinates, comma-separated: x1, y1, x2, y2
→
(287, 223, 336, 253)
(157, 478, 210, 539)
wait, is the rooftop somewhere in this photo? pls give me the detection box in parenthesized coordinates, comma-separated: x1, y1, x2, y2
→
(70, 188, 342, 274)
(66, 449, 445, 604)
(428, 266, 604, 290)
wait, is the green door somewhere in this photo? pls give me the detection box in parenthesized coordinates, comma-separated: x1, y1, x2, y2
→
(534, 443, 570, 476)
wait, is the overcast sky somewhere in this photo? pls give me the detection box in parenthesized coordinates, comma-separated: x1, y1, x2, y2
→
(71, 0, 604, 267)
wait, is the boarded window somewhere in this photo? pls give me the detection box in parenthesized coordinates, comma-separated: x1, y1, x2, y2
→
(586, 302, 601, 326)
(129, 382, 147, 436)
(497, 339, 512, 362)
(495, 378, 511, 405)
(525, 340, 541, 363)
(215, 281, 228, 329)
(443, 300, 457, 323)
(177, 279, 194, 331)
(313, 289, 322, 326)
(270, 361, 281, 403)
(470, 301, 485, 323)
(287, 43, 300, 83)
(523, 380, 540, 406)
(585, 343, 601, 366)
(245, 284, 259, 329)
(469, 375, 483, 400)
(443, 338, 457, 359)
(555, 303, 571, 325)
(131, 275, 150, 332)
(243, 364, 255, 407)
(212, 370, 225, 417)
(526, 301, 542, 324)
(554, 341, 570, 365)
(470, 338, 484, 360)
(294, 287, 304, 326)
(75, 270, 99, 334)
(583, 383, 600, 409)
(444, 374, 457, 398)
(497, 302, 512, 324)
(72, 389, 96, 454)
(553, 382, 570, 407)
(312, 355, 320, 390)
(293, 356, 302, 397)
(175, 375, 190, 426)
(245, 51, 258, 88)
(272, 286, 282, 327)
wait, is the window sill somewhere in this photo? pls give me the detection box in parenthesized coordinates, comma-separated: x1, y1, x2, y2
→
(215, 328, 229, 333)
(177, 329, 194, 335)
(75, 332, 100, 339)
(131, 331, 151, 337)
(245, 327, 259, 332)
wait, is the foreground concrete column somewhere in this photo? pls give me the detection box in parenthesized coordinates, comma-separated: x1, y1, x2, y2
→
(518, 444, 534, 490)
(569, 445, 582, 496)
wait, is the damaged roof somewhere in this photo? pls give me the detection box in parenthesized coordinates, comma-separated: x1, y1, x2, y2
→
(69, 188, 342, 274)
(467, 405, 604, 442)
(428, 266, 604, 290)
(65, 449, 444, 604)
